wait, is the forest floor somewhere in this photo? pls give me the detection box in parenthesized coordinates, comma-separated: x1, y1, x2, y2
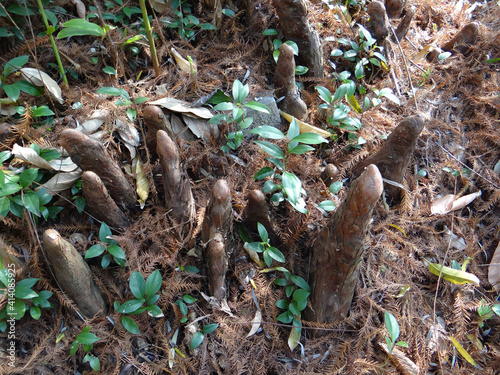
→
(0, 0, 499, 374)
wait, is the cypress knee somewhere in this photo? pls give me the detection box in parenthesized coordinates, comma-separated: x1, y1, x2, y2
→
(307, 164, 383, 324)
(201, 180, 232, 300)
(352, 115, 424, 204)
(60, 129, 137, 212)
(43, 229, 107, 317)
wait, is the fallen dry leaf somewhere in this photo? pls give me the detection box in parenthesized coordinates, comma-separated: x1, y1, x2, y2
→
(489, 242, 500, 292)
(431, 191, 481, 215)
(20, 67, 63, 104)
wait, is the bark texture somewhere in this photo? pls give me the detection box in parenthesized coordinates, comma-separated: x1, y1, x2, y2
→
(274, 43, 307, 120)
(243, 189, 279, 245)
(394, 5, 416, 42)
(307, 164, 383, 324)
(156, 130, 195, 231)
(42, 229, 107, 317)
(143, 105, 174, 156)
(366, 1, 390, 43)
(442, 22, 479, 53)
(60, 129, 137, 212)
(271, 0, 324, 78)
(201, 180, 232, 300)
(384, 0, 405, 18)
(81, 171, 130, 229)
(352, 115, 424, 204)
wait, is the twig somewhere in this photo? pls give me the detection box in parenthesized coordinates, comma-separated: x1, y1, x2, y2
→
(438, 143, 499, 189)
(390, 26, 419, 111)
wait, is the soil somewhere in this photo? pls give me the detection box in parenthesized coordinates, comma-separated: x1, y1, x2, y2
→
(0, 0, 499, 374)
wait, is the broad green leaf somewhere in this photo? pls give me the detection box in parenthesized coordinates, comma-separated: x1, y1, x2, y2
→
(15, 286, 38, 299)
(107, 244, 126, 260)
(32, 106, 55, 117)
(116, 299, 144, 314)
(75, 197, 86, 213)
(0, 151, 12, 163)
(200, 23, 218, 30)
(202, 323, 218, 334)
(69, 340, 79, 355)
(134, 96, 149, 104)
(330, 49, 343, 57)
(232, 79, 249, 104)
(3, 55, 29, 77)
(145, 270, 162, 299)
(333, 85, 348, 101)
(146, 304, 163, 317)
(263, 28, 278, 35)
(16, 278, 39, 289)
(85, 244, 106, 259)
(292, 288, 310, 302)
(129, 271, 146, 299)
(213, 102, 234, 111)
(87, 354, 100, 371)
(284, 41, 299, 55)
(245, 242, 264, 253)
(102, 66, 117, 75)
(288, 145, 314, 155)
(295, 66, 309, 75)
(318, 200, 336, 211)
(254, 167, 274, 180)
(121, 316, 140, 334)
(267, 247, 285, 263)
(146, 294, 160, 306)
(176, 300, 188, 316)
(30, 306, 41, 320)
(97, 87, 124, 96)
(190, 332, 204, 350)
(19, 168, 38, 188)
(384, 311, 400, 343)
(249, 126, 284, 139)
(315, 86, 332, 104)
(276, 299, 289, 309)
(287, 117, 300, 141)
(23, 191, 40, 216)
(427, 262, 480, 286)
(282, 172, 301, 205)
(450, 336, 478, 367)
(290, 275, 311, 292)
(254, 141, 284, 159)
(222, 8, 235, 17)
(183, 294, 197, 304)
(15, 80, 43, 96)
(183, 265, 200, 274)
(76, 331, 100, 345)
(329, 181, 343, 194)
(0, 183, 21, 197)
(395, 341, 409, 348)
(262, 180, 281, 193)
(257, 222, 268, 243)
(99, 222, 112, 243)
(243, 101, 271, 113)
(276, 310, 293, 324)
(292, 133, 328, 145)
(58, 19, 105, 38)
(3, 84, 20, 102)
(0, 196, 10, 218)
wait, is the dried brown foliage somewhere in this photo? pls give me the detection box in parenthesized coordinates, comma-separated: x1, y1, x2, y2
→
(0, 0, 499, 374)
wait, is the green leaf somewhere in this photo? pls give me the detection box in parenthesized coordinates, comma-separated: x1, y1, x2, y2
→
(202, 323, 218, 334)
(145, 270, 162, 299)
(287, 117, 300, 141)
(249, 126, 284, 139)
(276, 299, 289, 309)
(75, 197, 85, 213)
(85, 244, 106, 259)
(15, 285, 38, 299)
(395, 341, 409, 348)
(16, 278, 38, 289)
(438, 52, 452, 61)
(200, 23, 218, 30)
(267, 246, 285, 263)
(0, 196, 10, 218)
(288, 145, 314, 155)
(3, 56, 29, 77)
(257, 222, 268, 243)
(58, 19, 105, 38)
(295, 66, 309, 75)
(254, 167, 274, 180)
(329, 181, 343, 194)
(107, 244, 126, 260)
(288, 317, 302, 351)
(290, 276, 311, 292)
(76, 331, 100, 345)
(384, 311, 400, 343)
(129, 271, 146, 299)
(245, 242, 264, 253)
(276, 310, 293, 324)
(232, 79, 249, 104)
(427, 261, 480, 286)
(315, 86, 332, 104)
(16, 80, 43, 96)
(116, 299, 144, 314)
(70, 340, 79, 355)
(254, 141, 284, 159)
(213, 102, 234, 111)
(0, 151, 11, 164)
(282, 172, 301, 204)
(32, 106, 54, 118)
(146, 304, 163, 317)
(183, 265, 200, 273)
(3, 84, 20, 102)
(23, 191, 40, 216)
(102, 66, 117, 75)
(243, 101, 271, 113)
(99, 222, 112, 243)
(190, 332, 204, 350)
(176, 300, 188, 316)
(263, 28, 278, 35)
(183, 294, 197, 304)
(0, 183, 20, 197)
(222, 8, 235, 17)
(284, 41, 299, 55)
(87, 354, 100, 371)
(318, 200, 336, 211)
(292, 288, 310, 302)
(121, 316, 140, 334)
(146, 294, 160, 306)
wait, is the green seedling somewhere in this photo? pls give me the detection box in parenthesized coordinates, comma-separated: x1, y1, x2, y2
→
(114, 270, 163, 334)
(70, 326, 100, 371)
(384, 311, 408, 355)
(85, 222, 127, 268)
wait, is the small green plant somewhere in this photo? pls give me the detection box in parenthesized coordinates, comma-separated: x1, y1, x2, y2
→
(70, 326, 100, 371)
(96, 86, 148, 123)
(384, 311, 408, 355)
(164, 0, 220, 41)
(0, 56, 43, 104)
(477, 299, 500, 329)
(209, 79, 270, 152)
(244, 223, 285, 267)
(174, 294, 218, 351)
(70, 180, 86, 214)
(84, 222, 127, 268)
(0, 262, 53, 332)
(250, 118, 330, 213)
(262, 30, 309, 76)
(0, 148, 63, 221)
(114, 270, 163, 334)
